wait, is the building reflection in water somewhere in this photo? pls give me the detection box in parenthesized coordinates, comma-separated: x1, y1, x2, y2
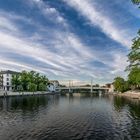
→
(0, 95, 60, 113)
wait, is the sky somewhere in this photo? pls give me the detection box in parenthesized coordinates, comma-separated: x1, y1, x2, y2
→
(0, 0, 140, 85)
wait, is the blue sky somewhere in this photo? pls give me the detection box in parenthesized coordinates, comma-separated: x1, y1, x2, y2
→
(0, 0, 139, 85)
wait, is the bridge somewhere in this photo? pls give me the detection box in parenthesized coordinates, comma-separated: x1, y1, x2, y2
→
(56, 86, 110, 94)
(56, 80, 113, 94)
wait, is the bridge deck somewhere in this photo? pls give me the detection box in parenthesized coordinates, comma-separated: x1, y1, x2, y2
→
(56, 87, 109, 90)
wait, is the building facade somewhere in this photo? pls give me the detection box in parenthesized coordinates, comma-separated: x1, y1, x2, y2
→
(47, 80, 59, 92)
(0, 70, 19, 91)
(106, 83, 114, 93)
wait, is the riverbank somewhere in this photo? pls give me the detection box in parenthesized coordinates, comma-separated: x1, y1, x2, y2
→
(0, 91, 60, 97)
(116, 90, 140, 100)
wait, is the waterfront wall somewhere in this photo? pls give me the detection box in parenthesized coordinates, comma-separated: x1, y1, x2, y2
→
(0, 91, 58, 97)
(116, 90, 140, 100)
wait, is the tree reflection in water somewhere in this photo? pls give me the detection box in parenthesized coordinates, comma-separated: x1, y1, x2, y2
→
(0, 95, 59, 113)
(114, 96, 140, 118)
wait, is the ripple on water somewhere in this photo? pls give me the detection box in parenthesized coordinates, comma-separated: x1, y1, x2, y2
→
(0, 95, 140, 140)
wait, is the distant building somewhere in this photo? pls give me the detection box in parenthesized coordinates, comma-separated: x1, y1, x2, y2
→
(0, 70, 19, 91)
(106, 83, 114, 93)
(47, 80, 59, 92)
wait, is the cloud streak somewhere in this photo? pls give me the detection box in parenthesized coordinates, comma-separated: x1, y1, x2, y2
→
(0, 0, 138, 84)
(63, 0, 132, 48)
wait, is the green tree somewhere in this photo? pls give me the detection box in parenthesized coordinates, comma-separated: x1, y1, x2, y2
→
(28, 82, 37, 92)
(129, 0, 140, 68)
(95, 84, 99, 87)
(20, 71, 30, 91)
(125, 0, 140, 90)
(12, 74, 21, 91)
(28, 71, 36, 83)
(128, 67, 140, 89)
(34, 72, 40, 90)
(132, 0, 140, 5)
(39, 82, 46, 91)
(41, 75, 49, 85)
(113, 77, 129, 93)
(128, 31, 140, 69)
(11, 70, 49, 92)
(124, 81, 130, 92)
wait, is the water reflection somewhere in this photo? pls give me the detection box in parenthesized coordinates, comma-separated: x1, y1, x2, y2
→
(0, 94, 140, 140)
(114, 96, 140, 118)
(113, 96, 127, 111)
(0, 95, 60, 113)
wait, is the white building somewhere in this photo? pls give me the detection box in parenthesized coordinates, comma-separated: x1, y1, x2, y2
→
(47, 80, 59, 92)
(109, 84, 115, 93)
(106, 83, 114, 93)
(0, 70, 19, 91)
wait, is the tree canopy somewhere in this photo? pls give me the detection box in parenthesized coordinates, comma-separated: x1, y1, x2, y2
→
(128, 67, 140, 88)
(113, 0, 140, 92)
(128, 31, 140, 69)
(132, 0, 140, 4)
(12, 71, 49, 92)
(113, 77, 129, 93)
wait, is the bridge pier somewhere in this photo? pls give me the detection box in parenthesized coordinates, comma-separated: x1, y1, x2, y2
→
(69, 88, 72, 93)
(90, 79, 93, 93)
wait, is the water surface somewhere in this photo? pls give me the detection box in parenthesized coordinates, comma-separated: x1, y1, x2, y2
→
(0, 94, 140, 140)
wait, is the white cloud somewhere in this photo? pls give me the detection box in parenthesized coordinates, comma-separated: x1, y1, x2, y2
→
(0, 8, 129, 84)
(0, 30, 93, 74)
(0, 58, 46, 74)
(0, 16, 18, 32)
(63, 0, 132, 48)
(30, 0, 67, 25)
(110, 53, 128, 74)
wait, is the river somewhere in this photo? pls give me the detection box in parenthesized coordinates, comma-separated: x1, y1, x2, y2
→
(0, 93, 140, 140)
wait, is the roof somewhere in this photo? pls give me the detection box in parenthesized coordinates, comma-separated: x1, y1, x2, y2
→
(106, 83, 113, 85)
(0, 70, 20, 74)
(48, 83, 54, 86)
(49, 80, 59, 83)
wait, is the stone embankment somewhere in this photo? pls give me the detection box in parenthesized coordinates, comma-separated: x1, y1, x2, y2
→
(117, 90, 140, 100)
(0, 91, 59, 97)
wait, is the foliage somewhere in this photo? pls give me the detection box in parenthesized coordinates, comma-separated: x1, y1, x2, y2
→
(123, 81, 130, 92)
(113, 77, 129, 93)
(12, 74, 21, 91)
(123, 0, 140, 91)
(39, 82, 47, 91)
(28, 82, 37, 92)
(132, 0, 140, 5)
(12, 70, 49, 92)
(113, 0, 140, 92)
(83, 84, 91, 87)
(128, 31, 140, 69)
(94, 84, 99, 87)
(132, 0, 140, 8)
(20, 71, 30, 91)
(128, 67, 140, 89)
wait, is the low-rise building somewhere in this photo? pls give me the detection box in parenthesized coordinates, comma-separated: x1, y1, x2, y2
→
(0, 70, 19, 91)
(47, 80, 59, 92)
(106, 83, 114, 93)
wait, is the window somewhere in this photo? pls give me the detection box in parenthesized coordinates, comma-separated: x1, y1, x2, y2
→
(7, 78, 9, 81)
(7, 82, 9, 85)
